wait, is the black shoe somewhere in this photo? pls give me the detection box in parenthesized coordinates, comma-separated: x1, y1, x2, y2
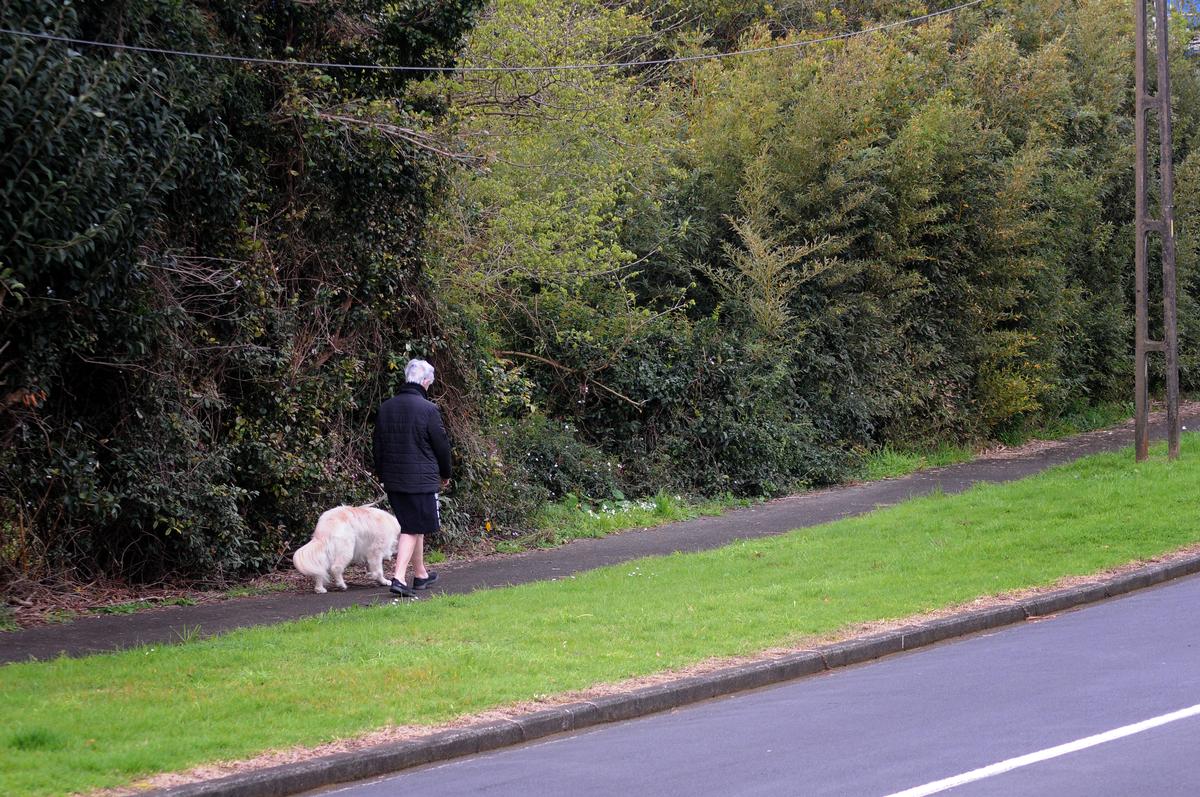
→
(389, 578, 416, 598)
(413, 571, 438, 590)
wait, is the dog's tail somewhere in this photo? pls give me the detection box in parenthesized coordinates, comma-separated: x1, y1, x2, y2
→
(292, 539, 325, 578)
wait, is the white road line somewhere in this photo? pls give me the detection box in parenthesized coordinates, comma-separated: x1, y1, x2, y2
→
(883, 703, 1200, 797)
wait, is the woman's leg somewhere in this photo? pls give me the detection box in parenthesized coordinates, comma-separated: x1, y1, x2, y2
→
(411, 534, 429, 580)
(393, 533, 418, 585)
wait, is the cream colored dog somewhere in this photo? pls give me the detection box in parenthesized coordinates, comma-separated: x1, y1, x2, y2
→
(293, 505, 399, 593)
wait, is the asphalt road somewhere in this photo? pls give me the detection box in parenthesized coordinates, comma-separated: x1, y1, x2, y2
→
(315, 573, 1200, 797)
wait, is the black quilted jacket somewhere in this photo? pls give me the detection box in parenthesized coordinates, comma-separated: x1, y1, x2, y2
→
(372, 382, 452, 493)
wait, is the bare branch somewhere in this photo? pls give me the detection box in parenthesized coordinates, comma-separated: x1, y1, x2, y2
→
(316, 112, 484, 164)
(493, 349, 646, 409)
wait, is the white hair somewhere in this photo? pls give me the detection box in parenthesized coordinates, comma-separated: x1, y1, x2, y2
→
(404, 358, 435, 384)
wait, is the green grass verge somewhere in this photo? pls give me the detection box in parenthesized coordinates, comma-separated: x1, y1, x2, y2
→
(90, 597, 198, 615)
(858, 443, 974, 480)
(3, 439, 1199, 796)
(856, 400, 1138, 482)
(221, 582, 291, 599)
(997, 399, 1135, 446)
(519, 491, 746, 549)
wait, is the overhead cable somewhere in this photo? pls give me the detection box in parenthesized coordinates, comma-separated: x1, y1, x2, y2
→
(0, 0, 987, 74)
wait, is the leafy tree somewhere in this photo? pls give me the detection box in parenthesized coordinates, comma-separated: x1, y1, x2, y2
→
(1, 0, 481, 581)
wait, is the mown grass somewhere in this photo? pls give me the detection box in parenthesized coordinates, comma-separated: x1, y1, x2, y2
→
(997, 400, 1136, 445)
(856, 400, 1138, 481)
(89, 597, 197, 615)
(858, 443, 974, 480)
(221, 582, 291, 599)
(859, 398, 1137, 480)
(2, 439, 1198, 796)
(512, 491, 747, 550)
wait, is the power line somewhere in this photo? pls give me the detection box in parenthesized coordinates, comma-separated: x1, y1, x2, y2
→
(0, 0, 987, 74)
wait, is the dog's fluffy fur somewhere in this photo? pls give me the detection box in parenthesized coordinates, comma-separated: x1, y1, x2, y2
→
(293, 505, 399, 593)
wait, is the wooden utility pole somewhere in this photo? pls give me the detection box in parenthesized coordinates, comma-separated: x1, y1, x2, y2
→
(1133, 0, 1181, 460)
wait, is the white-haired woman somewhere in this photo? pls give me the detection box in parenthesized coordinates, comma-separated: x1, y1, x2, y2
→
(372, 358, 452, 597)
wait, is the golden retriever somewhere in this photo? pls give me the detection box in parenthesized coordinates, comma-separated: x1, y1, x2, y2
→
(292, 505, 399, 593)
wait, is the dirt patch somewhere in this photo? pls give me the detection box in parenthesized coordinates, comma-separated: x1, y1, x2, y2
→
(3, 553, 491, 632)
(90, 543, 1200, 797)
(1, 569, 310, 631)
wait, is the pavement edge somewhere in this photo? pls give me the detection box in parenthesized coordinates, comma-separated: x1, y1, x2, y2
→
(151, 554, 1200, 797)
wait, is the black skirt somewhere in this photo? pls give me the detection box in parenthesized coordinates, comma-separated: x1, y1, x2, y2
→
(386, 491, 440, 535)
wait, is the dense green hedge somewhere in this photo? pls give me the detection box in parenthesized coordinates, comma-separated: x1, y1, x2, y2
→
(431, 0, 1200, 502)
(3, 0, 1198, 583)
(0, 0, 481, 580)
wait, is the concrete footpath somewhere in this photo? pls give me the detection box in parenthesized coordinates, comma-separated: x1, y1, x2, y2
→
(2, 408, 1197, 666)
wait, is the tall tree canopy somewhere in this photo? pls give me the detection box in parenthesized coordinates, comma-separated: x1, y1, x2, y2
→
(4, 0, 1199, 584)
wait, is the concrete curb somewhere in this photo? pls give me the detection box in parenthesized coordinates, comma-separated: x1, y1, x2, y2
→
(151, 553, 1200, 797)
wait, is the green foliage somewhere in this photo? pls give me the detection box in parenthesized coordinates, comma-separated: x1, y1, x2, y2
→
(531, 490, 744, 546)
(674, 0, 1191, 456)
(497, 416, 621, 503)
(430, 0, 1200, 512)
(1, 0, 482, 580)
(995, 399, 1135, 446)
(6, 0, 1200, 584)
(221, 582, 289, 599)
(705, 162, 833, 342)
(577, 319, 848, 496)
(858, 444, 975, 481)
(89, 597, 196, 615)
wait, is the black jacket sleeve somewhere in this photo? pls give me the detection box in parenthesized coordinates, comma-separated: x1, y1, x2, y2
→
(428, 407, 452, 480)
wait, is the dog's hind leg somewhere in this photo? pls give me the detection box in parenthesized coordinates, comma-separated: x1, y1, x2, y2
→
(294, 539, 330, 594)
(366, 555, 390, 586)
(330, 564, 348, 591)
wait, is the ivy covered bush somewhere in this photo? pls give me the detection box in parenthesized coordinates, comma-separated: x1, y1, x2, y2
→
(4, 0, 1200, 585)
(0, 0, 482, 580)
